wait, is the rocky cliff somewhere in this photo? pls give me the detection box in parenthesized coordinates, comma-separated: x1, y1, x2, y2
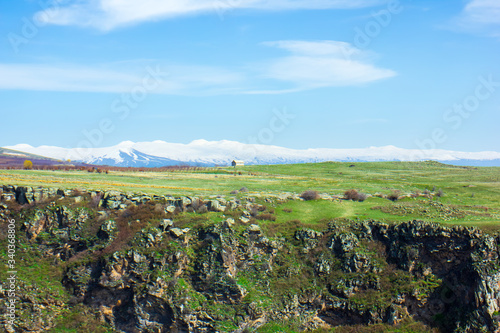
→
(1, 185, 499, 332)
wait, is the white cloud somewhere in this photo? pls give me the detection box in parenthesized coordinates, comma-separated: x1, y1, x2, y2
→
(0, 63, 243, 95)
(256, 40, 396, 91)
(262, 40, 364, 58)
(0, 63, 136, 92)
(463, 0, 500, 25)
(452, 0, 500, 37)
(36, 0, 383, 30)
(0, 41, 395, 95)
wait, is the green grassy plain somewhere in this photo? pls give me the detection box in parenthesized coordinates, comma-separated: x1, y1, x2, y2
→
(1, 161, 499, 231)
(1, 161, 499, 332)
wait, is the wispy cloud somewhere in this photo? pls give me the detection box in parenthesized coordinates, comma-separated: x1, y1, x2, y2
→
(451, 0, 500, 37)
(36, 0, 384, 31)
(253, 40, 396, 92)
(0, 62, 244, 95)
(0, 41, 395, 95)
(0, 63, 137, 93)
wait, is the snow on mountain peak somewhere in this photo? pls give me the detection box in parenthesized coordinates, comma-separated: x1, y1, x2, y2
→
(10, 144, 34, 150)
(4, 140, 500, 167)
(189, 139, 210, 146)
(116, 140, 135, 147)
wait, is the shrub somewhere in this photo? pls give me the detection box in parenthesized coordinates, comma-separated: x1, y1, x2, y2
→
(357, 192, 368, 202)
(256, 213, 276, 221)
(196, 205, 208, 214)
(250, 206, 259, 217)
(300, 190, 320, 201)
(344, 189, 368, 202)
(263, 219, 303, 237)
(344, 189, 357, 200)
(239, 187, 249, 192)
(257, 205, 266, 212)
(23, 160, 33, 169)
(387, 190, 401, 202)
(154, 203, 165, 214)
(436, 189, 444, 197)
(283, 208, 293, 213)
(90, 193, 102, 208)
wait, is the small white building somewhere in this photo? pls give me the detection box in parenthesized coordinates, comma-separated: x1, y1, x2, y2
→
(231, 160, 244, 167)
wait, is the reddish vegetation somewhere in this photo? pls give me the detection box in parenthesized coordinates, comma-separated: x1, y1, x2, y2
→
(300, 190, 320, 201)
(0, 162, 209, 173)
(344, 189, 368, 202)
(93, 203, 162, 258)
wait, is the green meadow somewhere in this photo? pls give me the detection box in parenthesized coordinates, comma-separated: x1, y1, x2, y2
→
(1, 161, 499, 231)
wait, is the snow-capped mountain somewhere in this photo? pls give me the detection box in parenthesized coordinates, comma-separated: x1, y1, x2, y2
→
(5, 140, 500, 167)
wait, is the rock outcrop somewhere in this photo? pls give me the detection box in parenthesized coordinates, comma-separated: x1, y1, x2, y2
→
(1, 185, 499, 332)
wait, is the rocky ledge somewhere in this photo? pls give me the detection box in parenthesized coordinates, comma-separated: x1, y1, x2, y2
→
(0, 185, 499, 332)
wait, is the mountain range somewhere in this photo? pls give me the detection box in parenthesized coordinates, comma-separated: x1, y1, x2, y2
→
(5, 140, 500, 167)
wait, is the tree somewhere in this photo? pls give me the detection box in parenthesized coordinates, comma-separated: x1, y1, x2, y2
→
(23, 160, 33, 170)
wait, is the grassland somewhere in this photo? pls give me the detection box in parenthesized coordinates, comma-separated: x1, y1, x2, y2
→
(1, 161, 499, 332)
(1, 161, 499, 231)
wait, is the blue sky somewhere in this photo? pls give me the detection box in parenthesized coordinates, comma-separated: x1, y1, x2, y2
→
(1, 0, 499, 151)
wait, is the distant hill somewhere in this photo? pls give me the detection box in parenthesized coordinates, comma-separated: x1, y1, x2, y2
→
(0, 147, 73, 168)
(5, 140, 500, 167)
